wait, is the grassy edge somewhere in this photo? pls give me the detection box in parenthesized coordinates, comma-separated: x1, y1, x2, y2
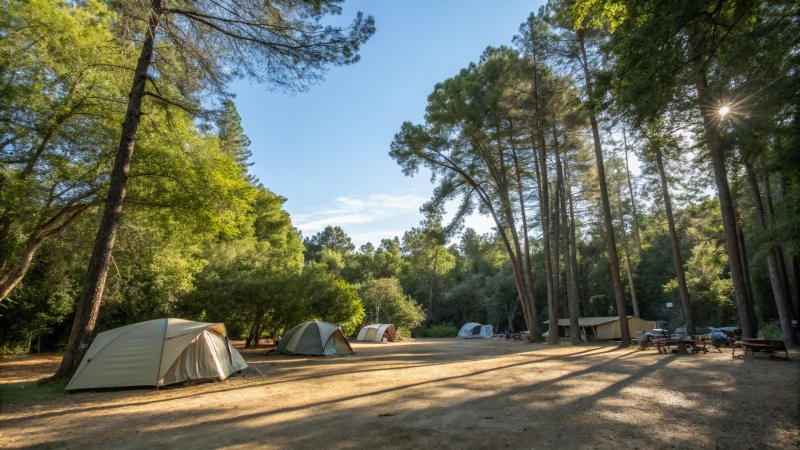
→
(0, 380, 67, 406)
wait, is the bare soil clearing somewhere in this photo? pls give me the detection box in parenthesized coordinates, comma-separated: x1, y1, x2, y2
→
(1, 339, 798, 449)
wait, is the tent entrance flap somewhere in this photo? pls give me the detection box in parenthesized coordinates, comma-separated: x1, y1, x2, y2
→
(365, 328, 378, 341)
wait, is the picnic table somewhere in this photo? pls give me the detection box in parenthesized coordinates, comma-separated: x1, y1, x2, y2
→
(733, 339, 788, 360)
(653, 338, 707, 355)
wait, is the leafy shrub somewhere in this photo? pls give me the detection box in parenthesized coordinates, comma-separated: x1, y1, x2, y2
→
(395, 326, 414, 341)
(758, 321, 783, 340)
(415, 323, 458, 338)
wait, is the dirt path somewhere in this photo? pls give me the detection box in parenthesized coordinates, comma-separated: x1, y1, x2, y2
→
(1, 339, 798, 449)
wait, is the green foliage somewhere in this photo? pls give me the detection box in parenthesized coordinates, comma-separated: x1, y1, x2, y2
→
(3, 0, 797, 355)
(758, 321, 783, 341)
(358, 277, 425, 331)
(304, 226, 355, 263)
(415, 323, 459, 338)
(0, 381, 66, 406)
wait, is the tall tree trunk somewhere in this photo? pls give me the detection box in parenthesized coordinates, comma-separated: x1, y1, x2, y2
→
(534, 130, 557, 344)
(506, 303, 518, 332)
(482, 128, 538, 340)
(735, 214, 755, 308)
(692, 51, 757, 338)
(622, 129, 642, 251)
(248, 313, 264, 348)
(245, 321, 257, 348)
(52, 8, 161, 380)
(744, 161, 798, 347)
(510, 125, 538, 337)
(577, 30, 630, 346)
(411, 137, 539, 339)
(498, 148, 538, 342)
(565, 157, 582, 311)
(556, 133, 581, 344)
(761, 161, 793, 306)
(530, 47, 558, 345)
(478, 181, 539, 340)
(616, 182, 640, 319)
(428, 248, 439, 318)
(551, 142, 562, 318)
(252, 321, 262, 348)
(654, 146, 694, 336)
(552, 169, 562, 319)
(793, 255, 800, 321)
(776, 175, 798, 317)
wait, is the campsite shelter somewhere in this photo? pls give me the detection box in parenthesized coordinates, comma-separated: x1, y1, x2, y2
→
(356, 324, 397, 342)
(457, 322, 494, 339)
(66, 318, 247, 390)
(277, 321, 354, 356)
(543, 316, 657, 341)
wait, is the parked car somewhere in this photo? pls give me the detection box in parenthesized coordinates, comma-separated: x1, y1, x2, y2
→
(644, 329, 669, 341)
(673, 326, 713, 340)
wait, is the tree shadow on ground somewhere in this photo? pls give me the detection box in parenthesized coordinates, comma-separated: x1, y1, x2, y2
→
(2, 342, 797, 449)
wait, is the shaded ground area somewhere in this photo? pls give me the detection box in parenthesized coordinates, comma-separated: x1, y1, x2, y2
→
(1, 339, 798, 449)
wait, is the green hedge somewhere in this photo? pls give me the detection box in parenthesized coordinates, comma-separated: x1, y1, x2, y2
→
(415, 323, 459, 338)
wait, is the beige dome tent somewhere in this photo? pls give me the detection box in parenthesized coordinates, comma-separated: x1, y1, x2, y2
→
(356, 324, 397, 342)
(66, 318, 247, 391)
(277, 321, 354, 356)
(542, 316, 657, 341)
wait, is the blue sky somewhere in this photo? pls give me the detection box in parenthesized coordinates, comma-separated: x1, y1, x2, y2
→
(230, 0, 545, 246)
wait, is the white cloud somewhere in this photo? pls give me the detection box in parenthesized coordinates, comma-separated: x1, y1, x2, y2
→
(347, 230, 407, 245)
(292, 194, 499, 246)
(293, 194, 428, 235)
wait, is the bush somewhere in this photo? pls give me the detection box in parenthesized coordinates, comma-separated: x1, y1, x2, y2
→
(758, 321, 783, 340)
(395, 326, 414, 341)
(415, 323, 458, 338)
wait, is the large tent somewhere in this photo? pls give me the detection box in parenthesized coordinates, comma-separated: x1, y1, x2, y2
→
(457, 322, 494, 339)
(66, 318, 247, 391)
(542, 316, 657, 341)
(277, 321, 354, 356)
(356, 324, 397, 342)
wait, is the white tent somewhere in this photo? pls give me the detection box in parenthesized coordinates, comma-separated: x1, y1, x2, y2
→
(356, 324, 397, 342)
(457, 322, 493, 339)
(66, 318, 247, 391)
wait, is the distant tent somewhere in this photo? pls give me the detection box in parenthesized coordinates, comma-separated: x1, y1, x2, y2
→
(542, 316, 657, 341)
(457, 322, 493, 339)
(356, 324, 397, 342)
(66, 318, 247, 391)
(278, 321, 354, 356)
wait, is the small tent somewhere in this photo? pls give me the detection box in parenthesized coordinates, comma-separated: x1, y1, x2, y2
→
(278, 321, 354, 356)
(356, 324, 397, 342)
(457, 322, 493, 339)
(542, 316, 657, 341)
(66, 318, 247, 391)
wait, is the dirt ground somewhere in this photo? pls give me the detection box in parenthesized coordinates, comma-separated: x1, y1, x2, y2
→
(1, 339, 798, 449)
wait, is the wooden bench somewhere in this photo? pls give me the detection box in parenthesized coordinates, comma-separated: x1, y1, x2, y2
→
(733, 339, 788, 360)
(654, 338, 705, 355)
